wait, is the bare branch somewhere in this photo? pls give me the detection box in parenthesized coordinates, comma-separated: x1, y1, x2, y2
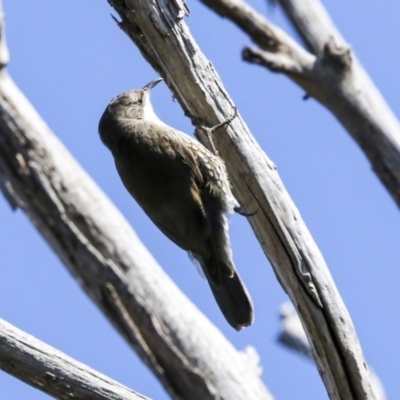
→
(201, 0, 315, 78)
(277, 0, 345, 55)
(0, 8, 271, 400)
(202, 0, 400, 211)
(277, 0, 346, 54)
(107, 0, 378, 398)
(277, 0, 400, 207)
(0, 318, 149, 400)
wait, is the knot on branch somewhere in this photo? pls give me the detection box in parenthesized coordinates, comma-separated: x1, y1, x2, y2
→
(321, 38, 352, 74)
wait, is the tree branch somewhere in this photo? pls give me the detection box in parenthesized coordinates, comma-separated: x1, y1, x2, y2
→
(202, 0, 400, 211)
(277, 0, 347, 54)
(0, 318, 149, 400)
(277, 0, 400, 206)
(107, 0, 378, 398)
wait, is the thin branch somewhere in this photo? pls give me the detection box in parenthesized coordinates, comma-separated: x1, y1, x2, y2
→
(201, 0, 315, 78)
(107, 0, 378, 398)
(277, 0, 400, 208)
(0, 6, 272, 400)
(202, 0, 400, 211)
(277, 0, 346, 54)
(0, 318, 149, 400)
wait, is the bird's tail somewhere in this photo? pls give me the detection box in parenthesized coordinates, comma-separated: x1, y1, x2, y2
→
(196, 190, 254, 330)
(206, 267, 254, 330)
(190, 235, 254, 329)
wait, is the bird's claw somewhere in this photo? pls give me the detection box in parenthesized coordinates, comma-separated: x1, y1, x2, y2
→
(234, 206, 257, 217)
(201, 107, 238, 155)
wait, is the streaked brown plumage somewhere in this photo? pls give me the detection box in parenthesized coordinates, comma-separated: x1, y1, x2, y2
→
(98, 78, 253, 330)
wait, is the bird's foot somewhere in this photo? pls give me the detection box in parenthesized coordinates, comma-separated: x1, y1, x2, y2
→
(201, 107, 238, 155)
(234, 205, 257, 217)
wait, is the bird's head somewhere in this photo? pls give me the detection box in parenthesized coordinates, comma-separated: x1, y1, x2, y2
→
(105, 77, 163, 120)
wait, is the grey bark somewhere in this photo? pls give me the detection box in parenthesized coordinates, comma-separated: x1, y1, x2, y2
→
(0, 318, 150, 400)
(106, 0, 378, 399)
(0, 5, 271, 400)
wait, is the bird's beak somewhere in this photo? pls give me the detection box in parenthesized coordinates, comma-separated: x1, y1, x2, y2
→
(142, 77, 163, 92)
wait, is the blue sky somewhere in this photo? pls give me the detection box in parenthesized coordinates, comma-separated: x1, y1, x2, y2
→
(1, 1, 400, 399)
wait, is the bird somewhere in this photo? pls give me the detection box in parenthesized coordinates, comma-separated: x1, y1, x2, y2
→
(98, 78, 254, 330)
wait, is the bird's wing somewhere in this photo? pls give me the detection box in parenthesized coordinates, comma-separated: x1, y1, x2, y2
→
(149, 130, 213, 256)
(163, 129, 235, 282)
